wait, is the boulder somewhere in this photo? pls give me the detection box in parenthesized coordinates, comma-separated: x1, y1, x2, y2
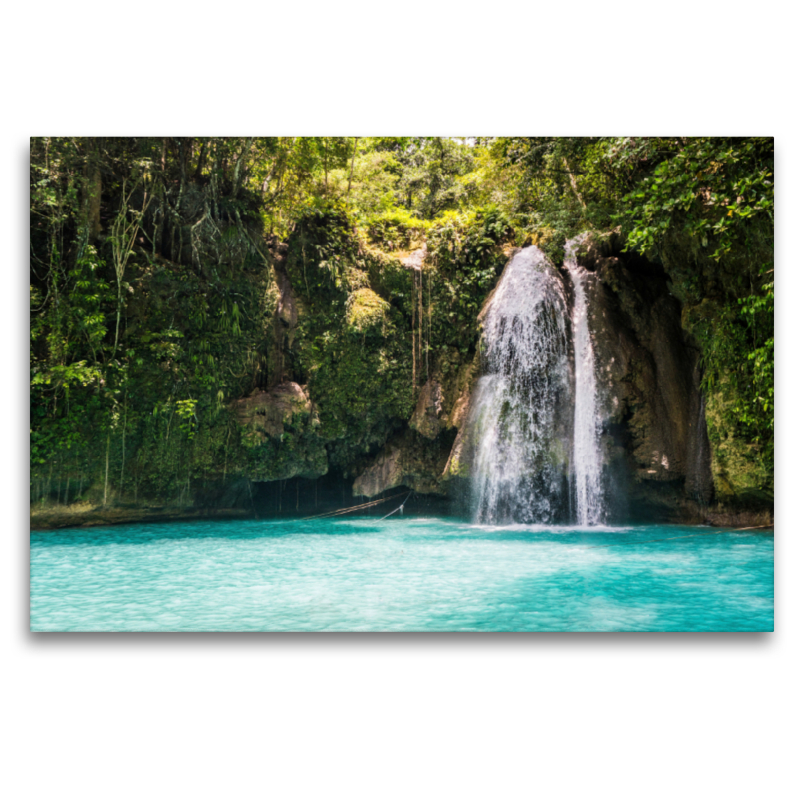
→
(352, 445, 404, 498)
(353, 431, 453, 498)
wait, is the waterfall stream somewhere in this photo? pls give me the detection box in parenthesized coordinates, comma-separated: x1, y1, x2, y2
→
(565, 236, 605, 525)
(468, 241, 606, 525)
(469, 247, 571, 524)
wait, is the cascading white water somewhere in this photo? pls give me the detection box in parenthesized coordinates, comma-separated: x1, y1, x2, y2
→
(469, 247, 571, 524)
(565, 236, 605, 525)
(467, 240, 607, 526)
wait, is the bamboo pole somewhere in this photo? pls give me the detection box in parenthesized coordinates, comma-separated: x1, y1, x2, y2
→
(301, 492, 406, 521)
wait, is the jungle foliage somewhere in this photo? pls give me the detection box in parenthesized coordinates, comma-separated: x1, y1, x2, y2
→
(30, 136, 774, 509)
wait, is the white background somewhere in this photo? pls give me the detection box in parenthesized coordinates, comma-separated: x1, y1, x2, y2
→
(3, 3, 797, 798)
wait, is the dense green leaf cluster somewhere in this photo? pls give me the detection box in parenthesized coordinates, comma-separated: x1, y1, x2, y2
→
(286, 206, 414, 473)
(426, 207, 513, 354)
(29, 136, 774, 510)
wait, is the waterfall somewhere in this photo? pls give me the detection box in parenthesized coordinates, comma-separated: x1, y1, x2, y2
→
(565, 236, 605, 525)
(469, 247, 571, 524)
(467, 241, 606, 526)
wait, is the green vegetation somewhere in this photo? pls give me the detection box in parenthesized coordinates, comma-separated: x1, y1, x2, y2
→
(479, 137, 774, 499)
(30, 136, 773, 513)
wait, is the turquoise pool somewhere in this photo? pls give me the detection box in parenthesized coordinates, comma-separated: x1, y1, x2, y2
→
(30, 517, 774, 632)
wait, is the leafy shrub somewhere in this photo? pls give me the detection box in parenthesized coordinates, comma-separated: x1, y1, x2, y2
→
(364, 207, 430, 251)
(426, 207, 512, 355)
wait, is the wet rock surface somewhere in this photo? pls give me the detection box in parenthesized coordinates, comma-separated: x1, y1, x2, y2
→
(578, 233, 715, 517)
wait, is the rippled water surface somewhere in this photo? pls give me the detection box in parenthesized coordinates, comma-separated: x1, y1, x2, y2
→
(30, 517, 773, 631)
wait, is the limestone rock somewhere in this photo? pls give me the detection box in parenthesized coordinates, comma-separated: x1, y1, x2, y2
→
(445, 361, 477, 430)
(442, 425, 470, 480)
(353, 432, 452, 498)
(579, 232, 714, 511)
(352, 445, 404, 498)
(410, 379, 445, 439)
(401, 246, 426, 271)
(232, 382, 313, 444)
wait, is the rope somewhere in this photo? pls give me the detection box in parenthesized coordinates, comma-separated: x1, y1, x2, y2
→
(379, 491, 413, 521)
(301, 492, 406, 521)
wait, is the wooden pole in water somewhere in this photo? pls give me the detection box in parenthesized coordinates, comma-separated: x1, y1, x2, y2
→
(302, 492, 405, 521)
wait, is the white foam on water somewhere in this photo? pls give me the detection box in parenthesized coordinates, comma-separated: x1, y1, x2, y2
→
(468, 247, 571, 524)
(466, 240, 608, 525)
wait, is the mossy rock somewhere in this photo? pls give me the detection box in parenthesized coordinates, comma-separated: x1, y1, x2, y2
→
(345, 288, 391, 333)
(705, 388, 773, 504)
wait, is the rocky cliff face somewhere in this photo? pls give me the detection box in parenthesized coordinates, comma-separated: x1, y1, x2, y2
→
(347, 237, 718, 522)
(353, 362, 474, 498)
(65, 226, 756, 527)
(32, 222, 766, 529)
(657, 228, 773, 512)
(231, 381, 333, 483)
(575, 233, 714, 519)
